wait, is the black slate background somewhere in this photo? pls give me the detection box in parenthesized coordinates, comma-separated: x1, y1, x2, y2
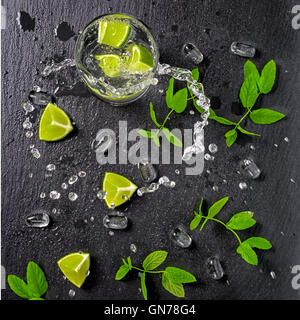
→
(1, 0, 300, 300)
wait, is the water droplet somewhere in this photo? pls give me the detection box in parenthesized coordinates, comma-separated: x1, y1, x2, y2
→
(97, 190, 107, 200)
(25, 211, 50, 228)
(239, 182, 248, 190)
(103, 213, 128, 230)
(284, 137, 289, 143)
(175, 169, 180, 175)
(108, 230, 115, 236)
(130, 244, 137, 253)
(68, 192, 78, 201)
(28, 173, 33, 178)
(159, 176, 176, 188)
(239, 158, 261, 179)
(25, 131, 33, 138)
(208, 143, 218, 154)
(40, 192, 46, 199)
(68, 175, 78, 185)
(290, 178, 296, 184)
(61, 183, 68, 190)
(78, 171, 87, 178)
(68, 289, 76, 297)
(50, 190, 61, 200)
(189, 110, 195, 115)
(46, 164, 56, 171)
(270, 271, 276, 279)
(90, 216, 94, 222)
(207, 256, 224, 280)
(138, 159, 157, 183)
(23, 118, 32, 130)
(137, 183, 160, 196)
(30, 148, 41, 159)
(230, 41, 256, 58)
(52, 208, 57, 214)
(249, 145, 255, 150)
(182, 43, 204, 64)
(204, 153, 214, 161)
(23, 102, 35, 114)
(171, 226, 192, 248)
(212, 185, 219, 192)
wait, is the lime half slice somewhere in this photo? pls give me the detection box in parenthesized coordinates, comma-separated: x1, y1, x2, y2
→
(103, 172, 138, 209)
(39, 103, 73, 141)
(125, 44, 154, 74)
(95, 54, 121, 77)
(57, 252, 90, 288)
(98, 20, 131, 48)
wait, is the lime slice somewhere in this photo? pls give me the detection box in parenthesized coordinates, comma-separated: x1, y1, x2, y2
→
(95, 54, 121, 77)
(103, 172, 138, 209)
(98, 20, 131, 48)
(125, 44, 154, 74)
(57, 252, 90, 288)
(39, 103, 73, 141)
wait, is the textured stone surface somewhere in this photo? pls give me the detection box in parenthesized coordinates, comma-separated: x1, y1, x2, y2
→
(1, 0, 300, 300)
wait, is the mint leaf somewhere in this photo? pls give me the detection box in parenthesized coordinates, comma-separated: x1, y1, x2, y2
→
(172, 88, 188, 113)
(249, 108, 285, 124)
(115, 264, 130, 280)
(239, 74, 259, 109)
(26, 262, 48, 298)
(161, 272, 185, 298)
(142, 250, 168, 271)
(226, 211, 256, 230)
(244, 60, 260, 83)
(199, 197, 204, 214)
(164, 267, 196, 284)
(138, 129, 152, 139)
(210, 115, 236, 126)
(7, 275, 33, 299)
(191, 68, 199, 81)
(225, 129, 237, 147)
(200, 197, 229, 231)
(190, 213, 202, 231)
(166, 78, 174, 108)
(140, 272, 148, 300)
(149, 102, 161, 128)
(236, 242, 258, 266)
(244, 237, 272, 250)
(237, 125, 261, 136)
(162, 128, 183, 147)
(127, 257, 132, 270)
(258, 60, 276, 94)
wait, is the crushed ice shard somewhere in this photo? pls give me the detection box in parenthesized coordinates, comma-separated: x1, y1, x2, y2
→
(206, 256, 224, 280)
(230, 41, 256, 58)
(171, 226, 192, 248)
(26, 212, 50, 228)
(29, 91, 53, 106)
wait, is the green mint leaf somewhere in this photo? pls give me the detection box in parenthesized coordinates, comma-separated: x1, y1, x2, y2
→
(26, 262, 48, 298)
(258, 60, 276, 94)
(210, 115, 237, 126)
(127, 257, 132, 270)
(200, 197, 229, 231)
(115, 264, 130, 280)
(142, 250, 168, 271)
(138, 129, 152, 139)
(249, 108, 285, 124)
(226, 211, 256, 230)
(244, 60, 260, 83)
(244, 237, 272, 250)
(190, 214, 202, 231)
(199, 197, 204, 214)
(140, 272, 148, 300)
(166, 78, 174, 108)
(239, 74, 259, 109)
(191, 68, 199, 81)
(172, 88, 188, 113)
(149, 102, 161, 128)
(161, 272, 185, 298)
(162, 128, 183, 147)
(164, 267, 196, 284)
(225, 129, 237, 147)
(122, 258, 128, 266)
(7, 275, 33, 299)
(236, 242, 258, 266)
(237, 125, 261, 136)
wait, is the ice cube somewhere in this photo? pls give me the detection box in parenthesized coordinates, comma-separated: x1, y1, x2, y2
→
(171, 226, 192, 248)
(239, 158, 261, 179)
(138, 159, 157, 183)
(26, 211, 50, 228)
(230, 41, 256, 58)
(103, 213, 128, 230)
(182, 43, 204, 64)
(206, 256, 224, 280)
(29, 91, 53, 106)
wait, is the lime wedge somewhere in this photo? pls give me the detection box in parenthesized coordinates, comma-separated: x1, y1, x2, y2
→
(125, 44, 154, 74)
(103, 172, 138, 209)
(95, 54, 121, 77)
(98, 20, 131, 48)
(39, 103, 73, 141)
(57, 252, 90, 288)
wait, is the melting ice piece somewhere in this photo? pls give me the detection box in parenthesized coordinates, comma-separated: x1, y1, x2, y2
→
(103, 213, 128, 230)
(239, 158, 261, 179)
(206, 256, 224, 280)
(138, 159, 157, 183)
(29, 91, 53, 106)
(26, 211, 50, 228)
(230, 41, 256, 58)
(159, 176, 176, 188)
(182, 43, 204, 64)
(171, 226, 192, 248)
(137, 183, 160, 196)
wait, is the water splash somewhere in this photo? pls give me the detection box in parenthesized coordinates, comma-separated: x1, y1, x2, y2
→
(41, 59, 76, 77)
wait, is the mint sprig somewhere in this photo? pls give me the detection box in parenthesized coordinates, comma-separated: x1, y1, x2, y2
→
(115, 250, 196, 299)
(189, 60, 285, 147)
(189, 197, 272, 266)
(7, 261, 48, 300)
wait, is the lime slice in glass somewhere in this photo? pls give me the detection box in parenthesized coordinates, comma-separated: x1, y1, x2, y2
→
(103, 172, 138, 209)
(98, 20, 131, 48)
(57, 252, 90, 288)
(95, 54, 121, 77)
(39, 102, 74, 141)
(125, 44, 154, 74)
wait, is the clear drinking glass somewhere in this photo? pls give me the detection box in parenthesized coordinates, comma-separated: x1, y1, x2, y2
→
(75, 13, 159, 105)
